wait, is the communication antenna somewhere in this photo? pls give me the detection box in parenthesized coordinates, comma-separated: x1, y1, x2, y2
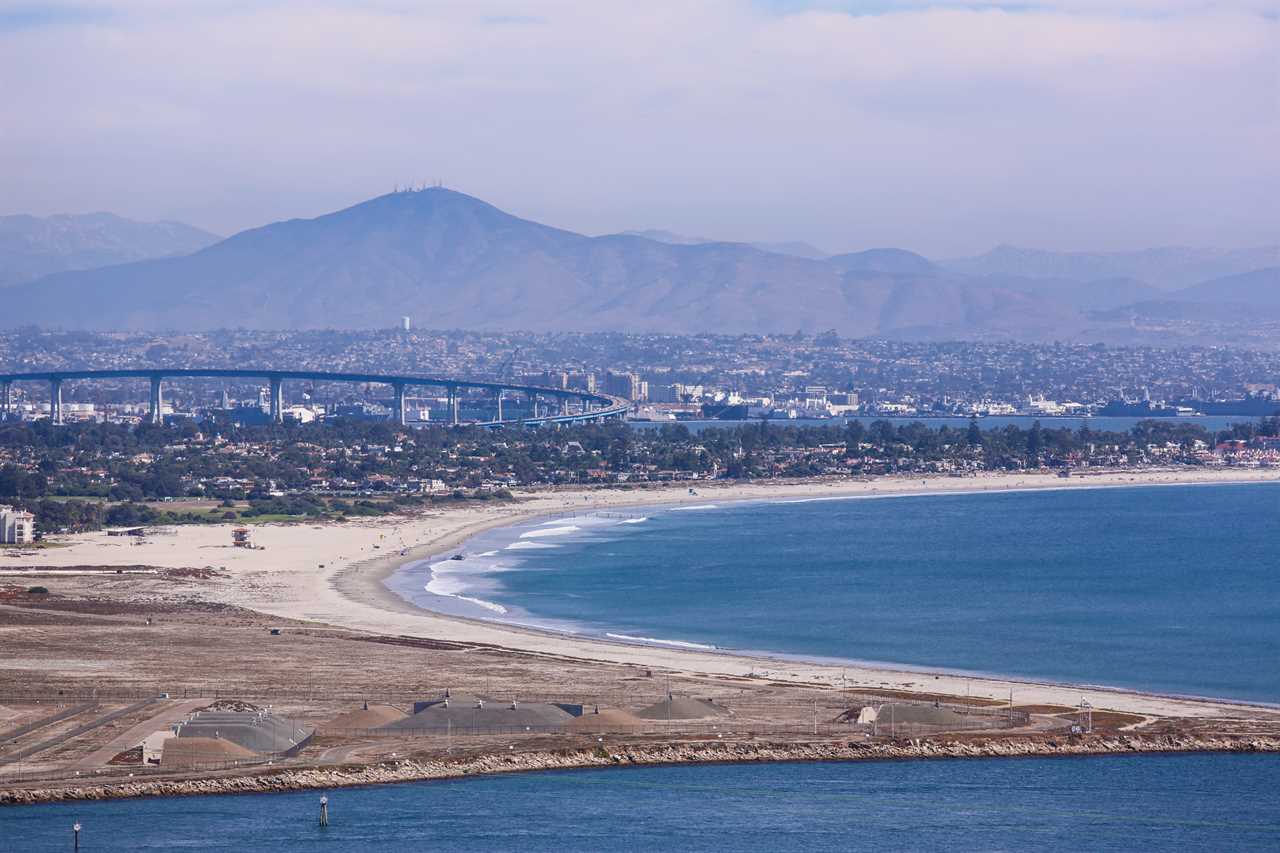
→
(1078, 698, 1093, 733)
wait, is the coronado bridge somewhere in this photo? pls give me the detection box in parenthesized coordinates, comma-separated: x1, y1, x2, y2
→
(0, 368, 629, 427)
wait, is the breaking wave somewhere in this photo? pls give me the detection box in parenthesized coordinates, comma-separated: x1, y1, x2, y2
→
(605, 633, 718, 651)
(519, 525, 581, 538)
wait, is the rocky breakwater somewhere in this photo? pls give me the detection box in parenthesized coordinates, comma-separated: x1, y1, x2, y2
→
(3, 734, 1278, 806)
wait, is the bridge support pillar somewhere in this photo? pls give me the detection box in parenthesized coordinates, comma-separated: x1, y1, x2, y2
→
(269, 376, 284, 423)
(50, 378, 63, 425)
(149, 375, 164, 425)
(560, 397, 568, 416)
(392, 382, 407, 426)
(448, 386, 459, 426)
(496, 390, 503, 422)
(1, 381, 9, 419)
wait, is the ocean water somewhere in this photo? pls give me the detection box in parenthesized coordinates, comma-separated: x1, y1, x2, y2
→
(389, 482, 1280, 703)
(4, 755, 1279, 851)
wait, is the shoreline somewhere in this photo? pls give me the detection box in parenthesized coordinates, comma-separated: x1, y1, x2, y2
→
(11, 469, 1280, 719)
(4, 467, 1280, 808)
(354, 470, 1280, 715)
(4, 734, 1278, 807)
(382, 478, 1280, 711)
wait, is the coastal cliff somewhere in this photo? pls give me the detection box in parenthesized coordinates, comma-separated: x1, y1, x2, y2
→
(5, 734, 1278, 806)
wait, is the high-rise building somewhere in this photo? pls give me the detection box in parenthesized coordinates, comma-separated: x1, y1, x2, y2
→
(649, 383, 705, 403)
(604, 371, 647, 401)
(401, 316, 412, 332)
(520, 371, 569, 389)
(567, 372, 597, 393)
(0, 505, 35, 545)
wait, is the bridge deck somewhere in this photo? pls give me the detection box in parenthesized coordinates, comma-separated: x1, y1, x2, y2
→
(0, 368, 628, 426)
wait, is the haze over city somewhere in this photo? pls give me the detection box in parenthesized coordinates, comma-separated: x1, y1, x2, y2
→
(3, 0, 1277, 255)
(2, 2, 1279, 849)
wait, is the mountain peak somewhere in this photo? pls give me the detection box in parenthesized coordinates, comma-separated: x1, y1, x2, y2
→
(0, 211, 220, 288)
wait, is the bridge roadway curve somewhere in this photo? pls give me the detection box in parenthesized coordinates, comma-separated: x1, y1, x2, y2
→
(0, 368, 629, 427)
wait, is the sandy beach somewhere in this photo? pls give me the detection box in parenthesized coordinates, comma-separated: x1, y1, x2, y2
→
(8, 467, 1280, 720)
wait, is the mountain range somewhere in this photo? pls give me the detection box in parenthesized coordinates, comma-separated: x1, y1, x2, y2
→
(940, 244, 1278, 289)
(0, 212, 221, 288)
(619, 229, 830, 260)
(2, 189, 1275, 343)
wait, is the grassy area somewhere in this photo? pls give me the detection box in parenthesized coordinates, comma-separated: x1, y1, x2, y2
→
(235, 513, 332, 524)
(0, 540, 70, 550)
(39, 494, 111, 504)
(22, 491, 508, 535)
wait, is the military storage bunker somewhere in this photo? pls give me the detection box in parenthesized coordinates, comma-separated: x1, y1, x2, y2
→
(161, 708, 314, 767)
(379, 695, 580, 733)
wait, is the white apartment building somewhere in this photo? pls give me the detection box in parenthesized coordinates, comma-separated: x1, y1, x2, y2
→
(0, 504, 35, 545)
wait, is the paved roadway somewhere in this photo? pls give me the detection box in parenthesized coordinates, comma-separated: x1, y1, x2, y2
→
(76, 699, 207, 770)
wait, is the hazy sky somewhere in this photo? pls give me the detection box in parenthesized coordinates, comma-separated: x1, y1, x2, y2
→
(2, 0, 1276, 256)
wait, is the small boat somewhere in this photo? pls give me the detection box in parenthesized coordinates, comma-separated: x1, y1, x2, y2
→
(450, 554, 465, 561)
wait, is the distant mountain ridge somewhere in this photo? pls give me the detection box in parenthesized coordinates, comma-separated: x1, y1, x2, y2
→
(942, 244, 1279, 290)
(0, 212, 221, 288)
(2, 189, 1066, 337)
(826, 248, 936, 275)
(2, 189, 1275, 343)
(1170, 267, 1280, 308)
(618, 229, 828, 260)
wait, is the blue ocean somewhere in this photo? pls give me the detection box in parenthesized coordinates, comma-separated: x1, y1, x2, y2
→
(4, 755, 1278, 851)
(389, 482, 1280, 704)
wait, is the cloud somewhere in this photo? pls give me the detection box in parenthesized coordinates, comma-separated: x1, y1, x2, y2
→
(1, 0, 1275, 255)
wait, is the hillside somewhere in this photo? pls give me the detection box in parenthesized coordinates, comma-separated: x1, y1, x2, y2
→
(8, 190, 1275, 341)
(1168, 267, 1280, 308)
(618, 229, 828, 260)
(943, 244, 1279, 290)
(0, 212, 220, 287)
(2, 189, 1065, 339)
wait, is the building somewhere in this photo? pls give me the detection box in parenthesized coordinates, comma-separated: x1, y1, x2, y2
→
(603, 371, 647, 401)
(567, 372, 597, 393)
(0, 505, 35, 545)
(648, 384, 681, 404)
(521, 371, 569, 389)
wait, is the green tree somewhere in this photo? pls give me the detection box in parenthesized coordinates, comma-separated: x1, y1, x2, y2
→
(966, 417, 982, 447)
(1026, 420, 1043, 464)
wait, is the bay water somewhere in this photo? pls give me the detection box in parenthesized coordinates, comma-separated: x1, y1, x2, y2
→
(390, 482, 1280, 703)
(4, 755, 1278, 851)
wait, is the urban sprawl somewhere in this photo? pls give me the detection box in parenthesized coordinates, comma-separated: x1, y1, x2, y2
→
(2, 328, 1279, 543)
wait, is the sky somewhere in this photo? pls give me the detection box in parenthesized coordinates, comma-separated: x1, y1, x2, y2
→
(1, 0, 1276, 257)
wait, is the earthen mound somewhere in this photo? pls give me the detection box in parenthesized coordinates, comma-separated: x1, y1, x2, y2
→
(567, 707, 645, 732)
(326, 704, 408, 730)
(636, 696, 731, 721)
